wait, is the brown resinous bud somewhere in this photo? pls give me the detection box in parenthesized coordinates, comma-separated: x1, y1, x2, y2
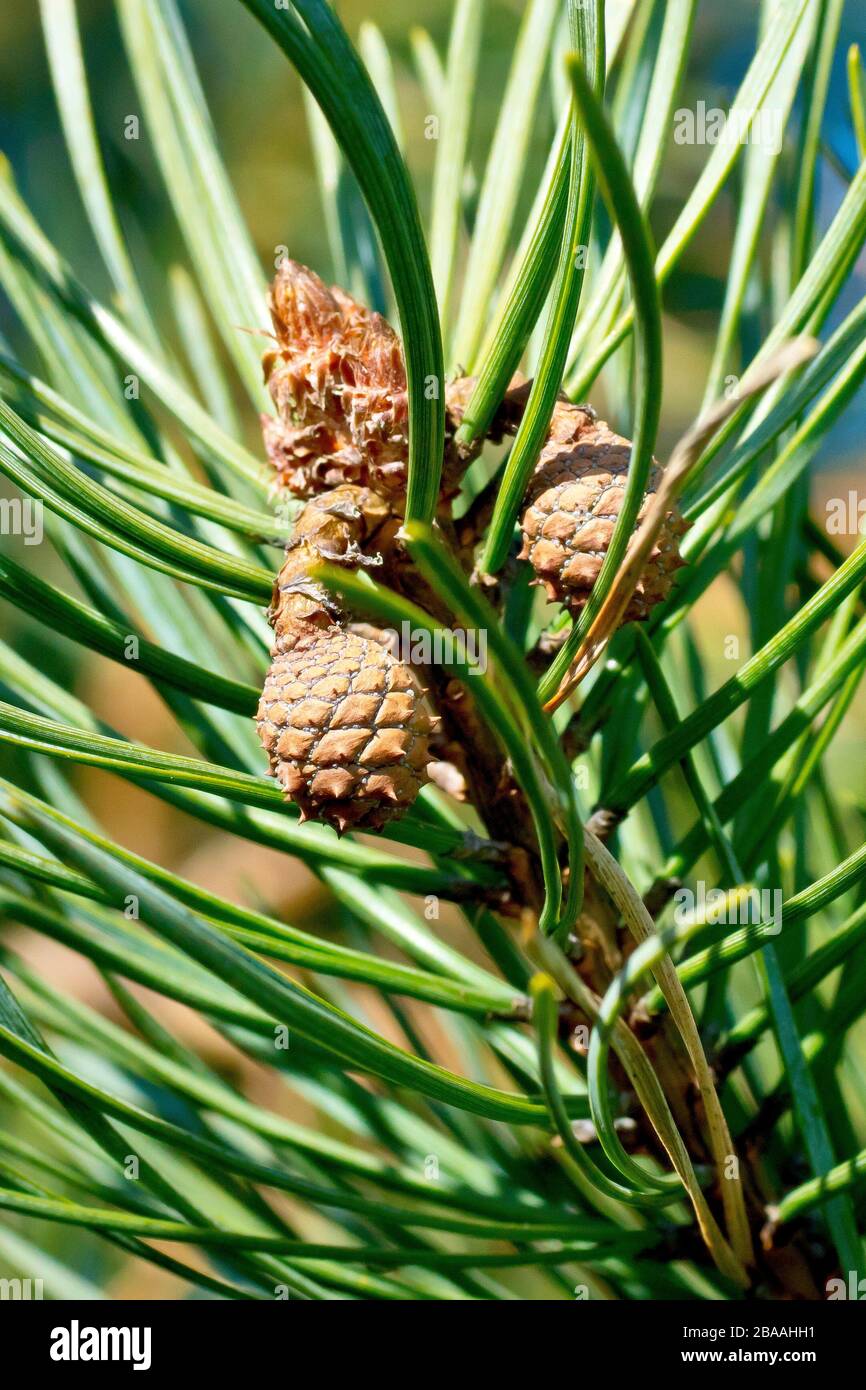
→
(261, 258, 475, 504)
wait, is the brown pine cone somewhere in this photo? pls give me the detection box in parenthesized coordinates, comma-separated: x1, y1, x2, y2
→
(256, 627, 433, 833)
(256, 488, 431, 832)
(519, 405, 688, 622)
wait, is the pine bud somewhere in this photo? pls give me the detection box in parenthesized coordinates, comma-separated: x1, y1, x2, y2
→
(262, 259, 474, 503)
(519, 405, 688, 622)
(262, 260, 407, 499)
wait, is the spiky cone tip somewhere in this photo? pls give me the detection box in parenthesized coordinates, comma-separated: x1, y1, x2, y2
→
(261, 258, 476, 504)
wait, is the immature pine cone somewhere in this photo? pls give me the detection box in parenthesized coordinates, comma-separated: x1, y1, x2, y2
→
(257, 627, 433, 834)
(519, 404, 688, 622)
(255, 486, 432, 833)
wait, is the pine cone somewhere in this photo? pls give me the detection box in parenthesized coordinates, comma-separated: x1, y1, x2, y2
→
(257, 627, 432, 833)
(255, 489, 431, 832)
(519, 405, 688, 622)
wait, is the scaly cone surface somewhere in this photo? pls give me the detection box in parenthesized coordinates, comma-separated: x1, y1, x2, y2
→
(519, 404, 688, 622)
(255, 485, 433, 833)
(258, 627, 432, 833)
